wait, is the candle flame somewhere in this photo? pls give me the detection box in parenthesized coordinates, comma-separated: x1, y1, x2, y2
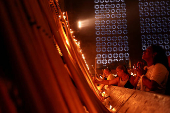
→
(63, 16, 66, 19)
(110, 105, 112, 110)
(112, 108, 116, 112)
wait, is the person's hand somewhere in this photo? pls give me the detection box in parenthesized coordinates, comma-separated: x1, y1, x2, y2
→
(136, 61, 144, 77)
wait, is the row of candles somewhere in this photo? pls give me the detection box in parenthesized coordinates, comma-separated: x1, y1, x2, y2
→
(59, 11, 90, 71)
(101, 91, 116, 112)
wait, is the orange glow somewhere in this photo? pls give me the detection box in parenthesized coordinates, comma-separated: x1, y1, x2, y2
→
(102, 91, 105, 97)
(63, 16, 66, 19)
(56, 44, 63, 56)
(62, 29, 70, 46)
(80, 49, 82, 53)
(70, 31, 73, 34)
(70, 29, 73, 34)
(82, 54, 85, 60)
(66, 40, 69, 45)
(112, 108, 116, 112)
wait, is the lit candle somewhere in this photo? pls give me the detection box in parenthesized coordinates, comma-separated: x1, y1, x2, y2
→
(112, 108, 116, 112)
(102, 91, 105, 97)
(63, 16, 66, 19)
(110, 105, 112, 110)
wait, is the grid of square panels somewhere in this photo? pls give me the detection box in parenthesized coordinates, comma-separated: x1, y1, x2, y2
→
(139, 0, 170, 56)
(94, 0, 129, 67)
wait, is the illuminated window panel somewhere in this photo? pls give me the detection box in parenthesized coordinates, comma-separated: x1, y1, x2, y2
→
(139, 0, 170, 56)
(95, 0, 129, 68)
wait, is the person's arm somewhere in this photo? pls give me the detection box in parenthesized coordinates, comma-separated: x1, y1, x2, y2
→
(97, 84, 105, 91)
(131, 70, 143, 87)
(142, 76, 159, 90)
(95, 77, 119, 85)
